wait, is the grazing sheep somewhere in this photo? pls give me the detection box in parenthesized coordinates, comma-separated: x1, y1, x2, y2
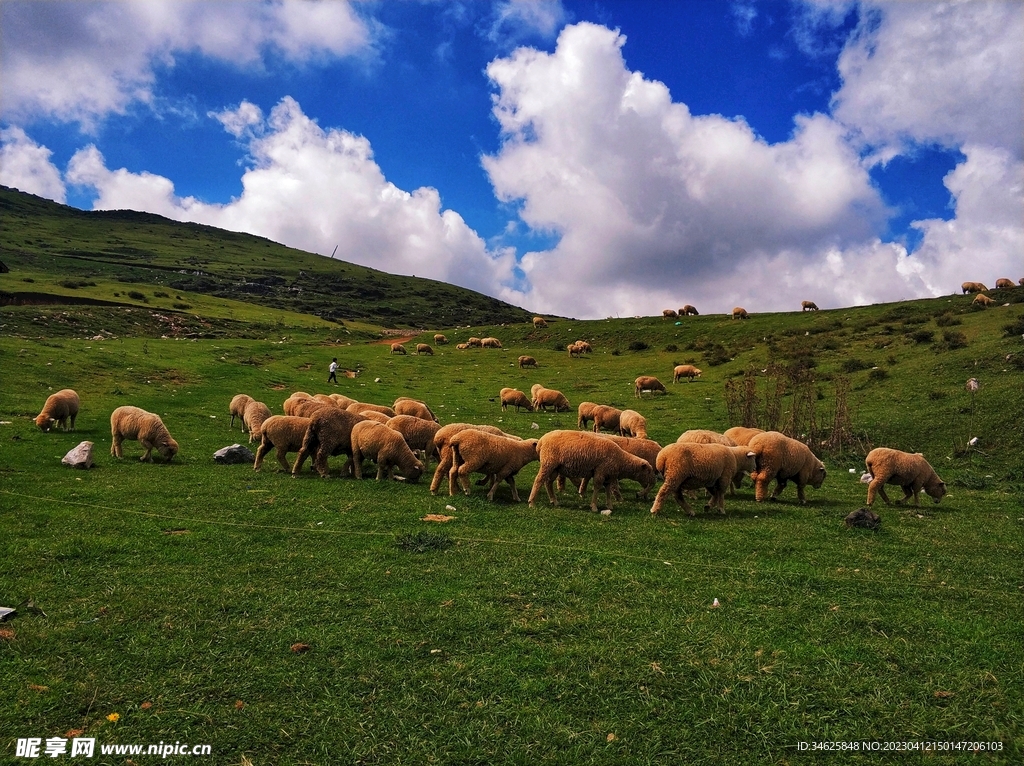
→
(35, 389, 80, 432)
(110, 406, 178, 462)
(347, 402, 396, 418)
(561, 434, 664, 499)
(328, 393, 358, 409)
(467, 337, 483, 347)
(416, 343, 434, 355)
(618, 409, 648, 439)
(973, 293, 995, 307)
(390, 343, 407, 355)
(481, 337, 503, 349)
(242, 400, 273, 443)
(680, 305, 699, 316)
(723, 426, 765, 446)
(518, 355, 538, 369)
(291, 407, 367, 478)
(676, 429, 737, 447)
(567, 343, 583, 358)
(532, 385, 571, 412)
(801, 300, 819, 311)
(254, 415, 311, 472)
(650, 442, 755, 515)
(994, 278, 1014, 289)
(429, 423, 519, 495)
(291, 398, 332, 418)
(961, 281, 988, 294)
(747, 431, 826, 504)
(864, 447, 946, 506)
(456, 342, 470, 350)
(500, 387, 533, 412)
(350, 421, 424, 482)
(530, 383, 544, 399)
(393, 398, 437, 422)
(229, 394, 253, 430)
(575, 340, 593, 353)
(528, 430, 655, 512)
(434, 334, 448, 345)
(577, 401, 600, 429)
(662, 309, 678, 318)
(672, 364, 702, 383)
(532, 317, 548, 328)
(732, 307, 749, 320)
(359, 410, 391, 424)
(386, 415, 442, 468)
(282, 392, 313, 416)
(591, 404, 623, 434)
(448, 430, 540, 500)
(634, 375, 667, 397)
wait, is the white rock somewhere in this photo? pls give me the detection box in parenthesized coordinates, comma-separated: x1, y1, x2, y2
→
(62, 441, 95, 469)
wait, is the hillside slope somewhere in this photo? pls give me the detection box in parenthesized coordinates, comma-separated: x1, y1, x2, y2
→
(0, 185, 533, 328)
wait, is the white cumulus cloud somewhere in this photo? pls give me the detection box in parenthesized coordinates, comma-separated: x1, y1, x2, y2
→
(0, 0, 371, 129)
(0, 127, 67, 203)
(65, 97, 520, 300)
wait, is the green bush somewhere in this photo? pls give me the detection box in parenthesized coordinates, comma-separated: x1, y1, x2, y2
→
(936, 330, 968, 351)
(628, 340, 649, 352)
(935, 313, 962, 327)
(909, 329, 934, 344)
(868, 368, 889, 382)
(127, 290, 149, 302)
(840, 358, 871, 373)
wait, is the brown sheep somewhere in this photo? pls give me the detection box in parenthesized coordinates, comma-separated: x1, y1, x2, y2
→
(672, 364, 702, 383)
(467, 337, 483, 347)
(291, 398, 332, 418)
(282, 392, 313, 416)
(416, 343, 434, 355)
(591, 404, 623, 434)
(434, 334, 448, 345)
(386, 415, 442, 468)
(518, 355, 538, 369)
(618, 409, 648, 439)
(961, 281, 988, 294)
(448, 430, 540, 501)
(567, 342, 583, 358)
(500, 387, 533, 412)
(254, 415, 311, 472)
(390, 342, 407, 355)
(359, 410, 392, 424)
(973, 293, 995, 306)
(393, 398, 437, 422)
(634, 375, 667, 397)
(650, 442, 749, 515)
(429, 423, 519, 494)
(801, 300, 819, 311)
(680, 305, 699, 316)
(676, 429, 737, 447)
(329, 393, 358, 409)
(229, 394, 253, 430)
(528, 430, 655, 512)
(560, 434, 663, 499)
(723, 426, 765, 446)
(994, 278, 1014, 289)
(532, 385, 571, 412)
(291, 407, 368, 478)
(662, 309, 678, 318)
(110, 406, 178, 462)
(532, 317, 548, 328)
(35, 389, 80, 432)
(732, 307, 749, 320)
(577, 401, 600, 429)
(481, 337, 503, 349)
(350, 421, 424, 482)
(747, 431, 826, 504)
(456, 342, 470, 350)
(242, 400, 273, 443)
(865, 447, 946, 506)
(347, 402, 396, 418)
(575, 340, 592, 353)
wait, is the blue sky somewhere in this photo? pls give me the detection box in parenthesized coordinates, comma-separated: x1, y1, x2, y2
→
(1, 1, 1021, 318)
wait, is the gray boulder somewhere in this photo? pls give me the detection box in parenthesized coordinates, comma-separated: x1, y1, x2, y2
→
(214, 444, 255, 465)
(62, 441, 95, 469)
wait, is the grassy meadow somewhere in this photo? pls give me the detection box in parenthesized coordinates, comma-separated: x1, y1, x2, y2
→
(2, 249, 1024, 762)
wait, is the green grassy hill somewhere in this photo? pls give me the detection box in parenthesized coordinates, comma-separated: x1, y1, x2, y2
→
(2, 189, 1023, 763)
(0, 185, 534, 328)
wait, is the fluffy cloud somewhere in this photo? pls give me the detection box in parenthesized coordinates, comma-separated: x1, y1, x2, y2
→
(0, 0, 371, 129)
(0, 127, 66, 203)
(833, 1, 1024, 161)
(66, 97, 519, 299)
(483, 22, 890, 316)
(488, 0, 568, 44)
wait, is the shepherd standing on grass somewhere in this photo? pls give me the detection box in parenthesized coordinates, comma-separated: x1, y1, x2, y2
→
(328, 358, 339, 384)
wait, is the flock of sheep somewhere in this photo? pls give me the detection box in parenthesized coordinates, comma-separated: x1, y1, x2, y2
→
(35, 363, 948, 516)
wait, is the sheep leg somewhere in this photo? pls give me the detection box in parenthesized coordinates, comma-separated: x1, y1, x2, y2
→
(528, 467, 558, 507)
(796, 482, 807, 504)
(140, 439, 154, 462)
(253, 439, 269, 471)
(650, 480, 675, 515)
(901, 484, 919, 506)
(111, 434, 123, 458)
(275, 448, 292, 472)
(352, 447, 364, 480)
(753, 472, 772, 502)
(69, 413, 77, 432)
(771, 478, 788, 501)
(429, 447, 454, 494)
(313, 447, 331, 479)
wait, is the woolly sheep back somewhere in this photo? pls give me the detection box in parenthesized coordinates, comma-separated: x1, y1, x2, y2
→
(864, 447, 946, 506)
(110, 405, 178, 462)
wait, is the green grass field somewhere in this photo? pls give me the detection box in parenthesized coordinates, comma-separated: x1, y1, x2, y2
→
(3, 291, 1022, 765)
